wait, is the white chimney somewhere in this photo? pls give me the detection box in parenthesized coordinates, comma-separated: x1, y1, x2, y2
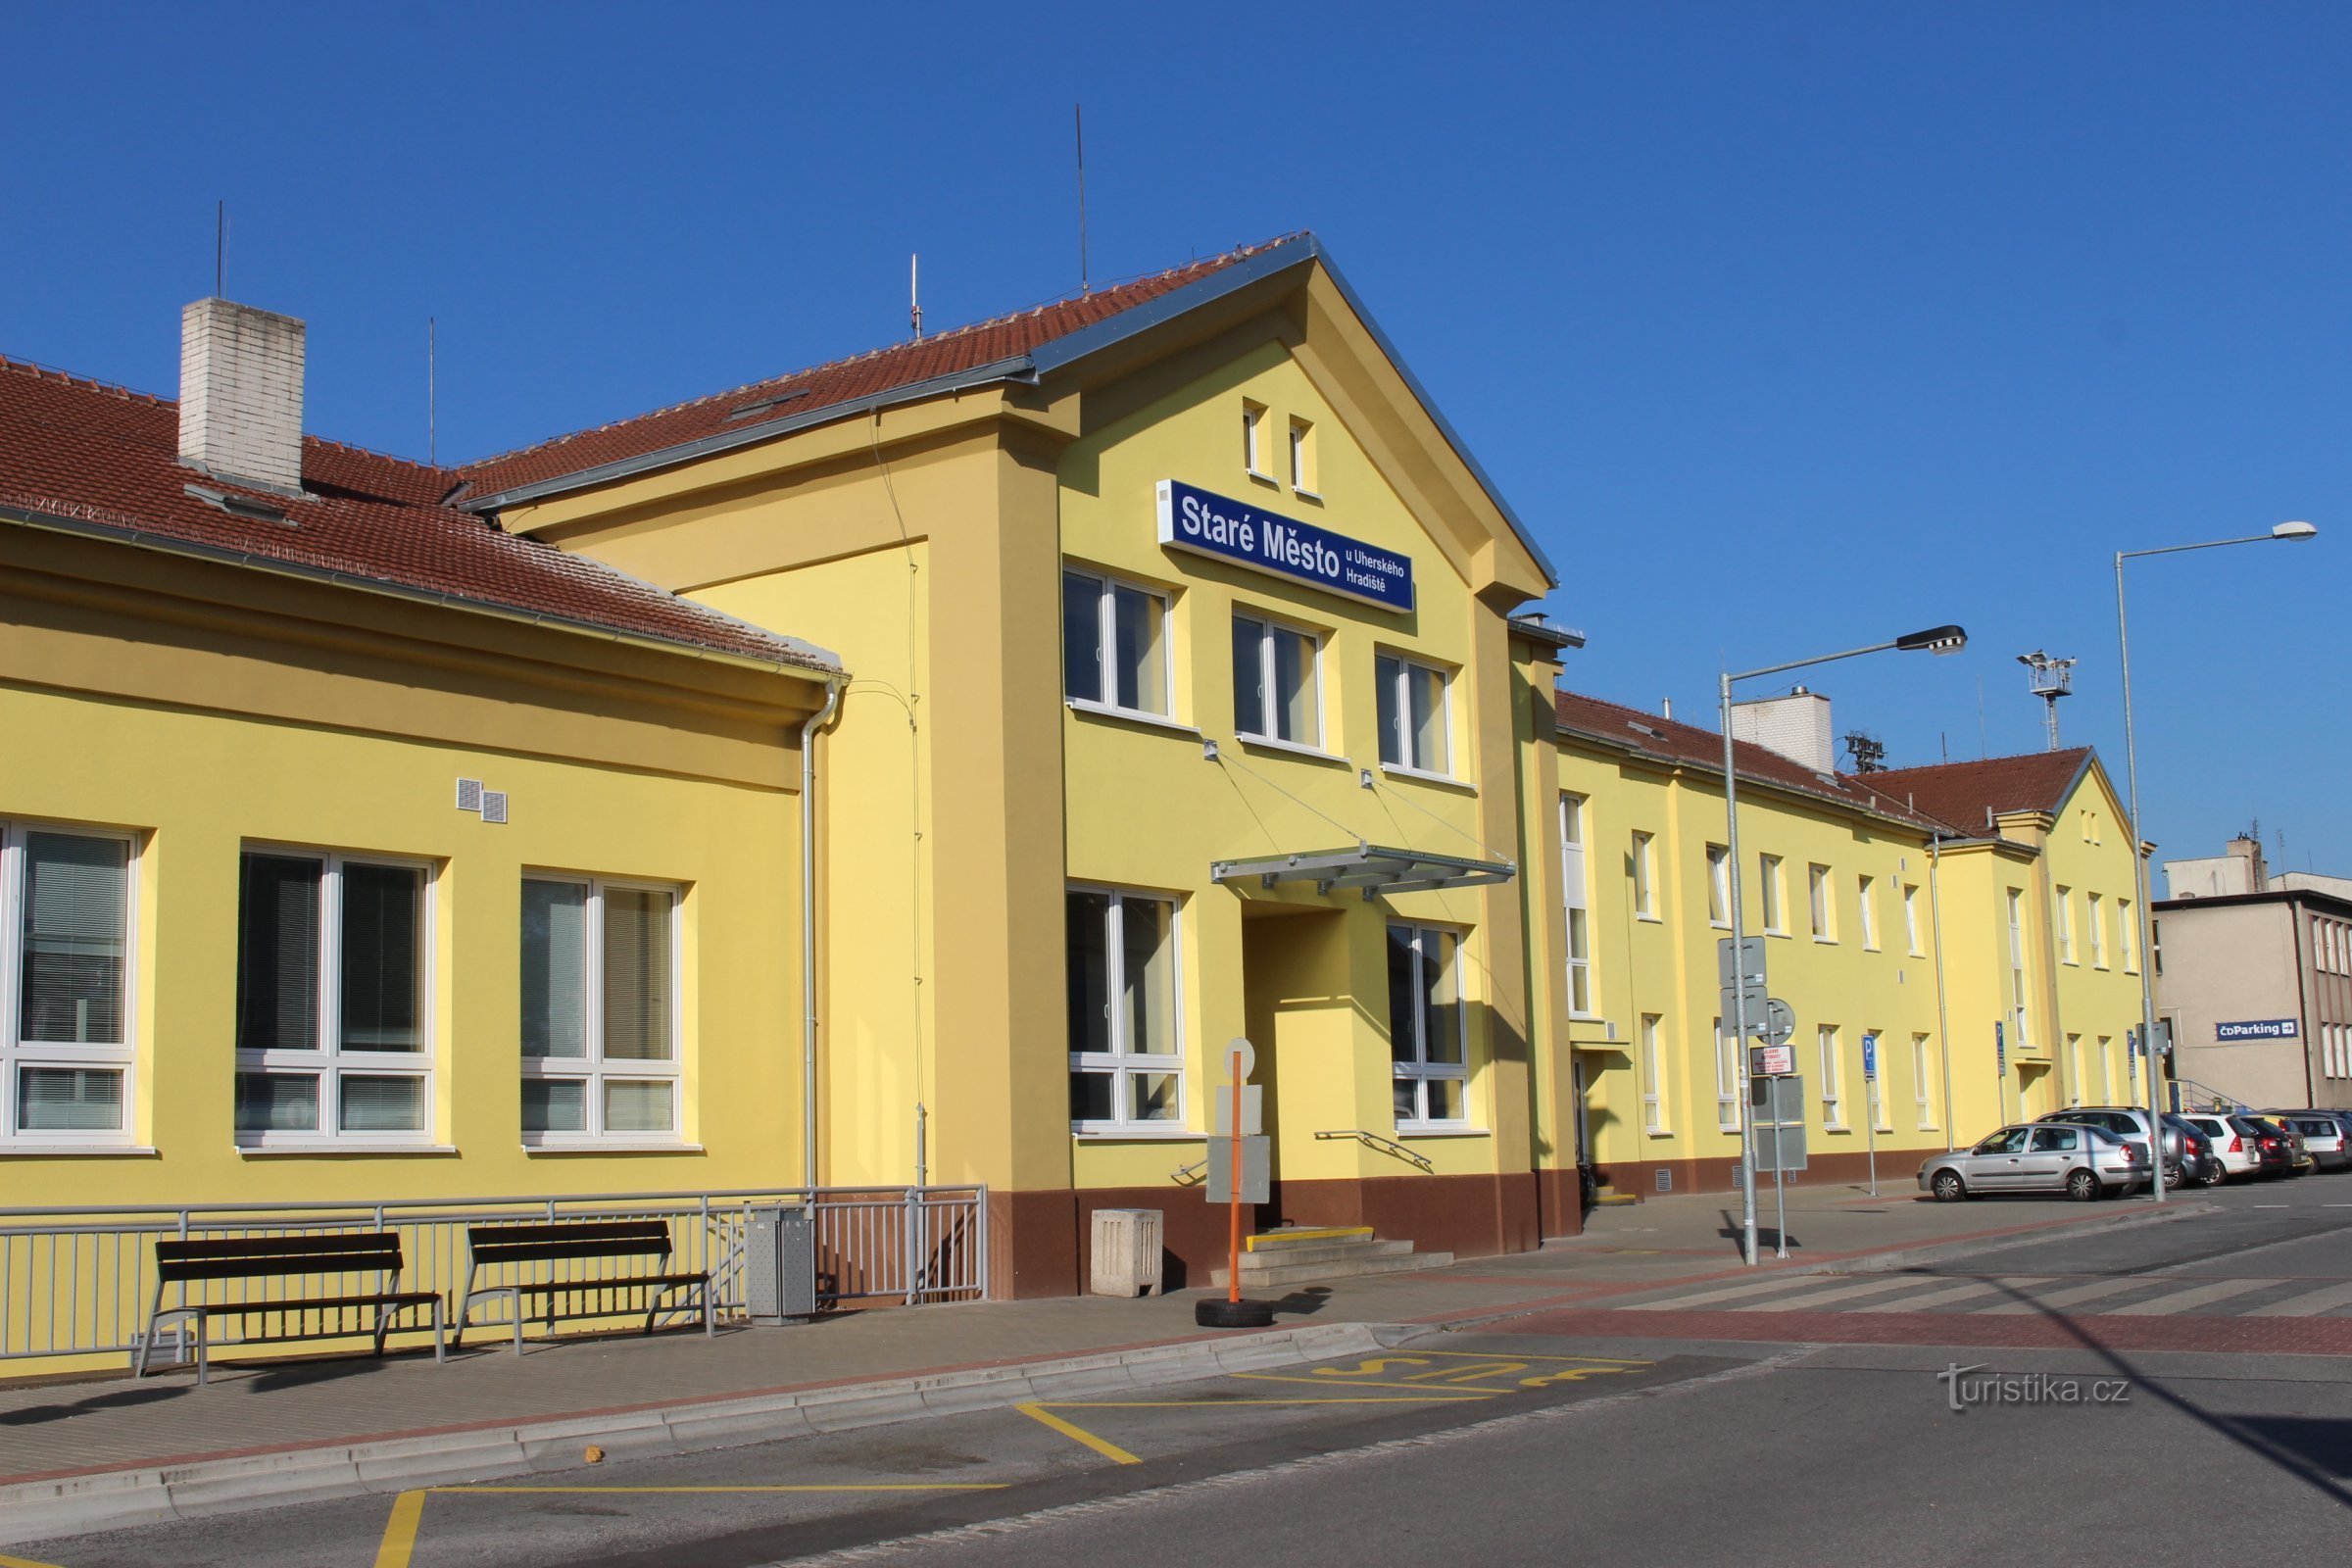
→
(1731, 687, 1836, 774)
(179, 298, 306, 494)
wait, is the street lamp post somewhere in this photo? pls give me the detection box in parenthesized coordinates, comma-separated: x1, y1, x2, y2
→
(2116, 520, 2317, 1201)
(1728, 623, 1967, 1266)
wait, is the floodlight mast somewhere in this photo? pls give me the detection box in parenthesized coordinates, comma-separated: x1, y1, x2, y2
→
(1724, 623, 1967, 1266)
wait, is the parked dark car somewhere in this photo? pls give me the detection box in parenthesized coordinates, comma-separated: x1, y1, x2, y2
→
(2263, 1112, 2351, 1173)
(2235, 1115, 2296, 1177)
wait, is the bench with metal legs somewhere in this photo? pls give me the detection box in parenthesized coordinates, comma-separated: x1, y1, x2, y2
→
(455, 1219, 713, 1353)
(136, 1231, 445, 1385)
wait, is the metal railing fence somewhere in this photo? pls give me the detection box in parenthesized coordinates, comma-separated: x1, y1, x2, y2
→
(0, 1184, 987, 1368)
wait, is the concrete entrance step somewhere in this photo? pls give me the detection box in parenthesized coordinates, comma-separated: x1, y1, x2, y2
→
(1225, 1238, 1417, 1270)
(1210, 1234, 1453, 1289)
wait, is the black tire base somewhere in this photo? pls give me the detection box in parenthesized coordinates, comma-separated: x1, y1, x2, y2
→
(1196, 1297, 1279, 1328)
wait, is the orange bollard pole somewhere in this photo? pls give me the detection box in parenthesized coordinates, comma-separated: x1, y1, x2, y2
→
(1228, 1048, 1245, 1305)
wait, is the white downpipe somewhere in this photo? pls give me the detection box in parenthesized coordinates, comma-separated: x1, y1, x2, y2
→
(801, 680, 842, 1193)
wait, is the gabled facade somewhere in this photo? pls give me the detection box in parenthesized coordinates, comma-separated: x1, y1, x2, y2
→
(462, 235, 1577, 1293)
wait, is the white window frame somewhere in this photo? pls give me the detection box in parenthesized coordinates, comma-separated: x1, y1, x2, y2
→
(2065, 1033, 2083, 1105)
(1067, 885, 1187, 1136)
(1858, 875, 1878, 951)
(2120, 898, 2137, 973)
(1287, 416, 1317, 495)
(1631, 831, 1657, 921)
(1376, 653, 1454, 778)
(1705, 845, 1730, 927)
(0, 822, 138, 1150)
(1759, 854, 1785, 935)
(2007, 888, 2031, 1050)
(1819, 1025, 1843, 1128)
(1243, 400, 1269, 477)
(519, 873, 685, 1148)
(1640, 1013, 1666, 1135)
(1808, 863, 1834, 942)
(2055, 885, 2076, 964)
(1231, 610, 1326, 752)
(2099, 1034, 2115, 1101)
(1903, 883, 1923, 956)
(1866, 1030, 1891, 1132)
(1063, 565, 1175, 723)
(1391, 921, 1472, 1131)
(2088, 892, 2106, 969)
(234, 845, 436, 1150)
(1911, 1033, 1936, 1130)
(1713, 1016, 1740, 1132)
(1560, 796, 1594, 1018)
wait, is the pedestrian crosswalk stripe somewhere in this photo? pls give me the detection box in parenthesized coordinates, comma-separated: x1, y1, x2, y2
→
(1976, 1276, 2146, 1314)
(1731, 1276, 1977, 1312)
(2245, 1281, 2352, 1317)
(1850, 1280, 2006, 1313)
(2106, 1278, 2274, 1316)
(1617, 1276, 1833, 1310)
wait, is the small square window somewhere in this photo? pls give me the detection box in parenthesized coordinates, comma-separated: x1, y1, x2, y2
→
(1243, 401, 1269, 476)
(1376, 654, 1451, 775)
(1288, 417, 1316, 492)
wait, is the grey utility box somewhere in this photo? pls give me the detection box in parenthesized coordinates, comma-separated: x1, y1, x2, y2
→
(746, 1203, 818, 1324)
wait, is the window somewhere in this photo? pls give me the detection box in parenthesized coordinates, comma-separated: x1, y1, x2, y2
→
(2150, 916, 2162, 978)
(1866, 1031, 1890, 1131)
(1232, 612, 1322, 748)
(1819, 1025, 1843, 1127)
(1631, 831, 1656, 919)
(1243, 400, 1268, 475)
(1902, 883, 1923, 956)
(2006, 888, 2031, 1049)
(1068, 888, 1183, 1132)
(1975, 1128, 2028, 1156)
(1759, 855, 1785, 934)
(1389, 923, 1469, 1127)
(2120, 899, 2137, 973)
(1858, 875, 1878, 951)
(1560, 797, 1593, 1016)
(2, 826, 134, 1145)
(519, 877, 681, 1144)
(1287, 416, 1316, 493)
(235, 849, 431, 1146)
(2098, 1035, 2115, 1101)
(1911, 1033, 1935, 1129)
(1808, 864, 1833, 941)
(2065, 1034, 2082, 1104)
(1640, 1013, 1666, 1134)
(1063, 567, 1171, 719)
(1714, 1017, 1740, 1131)
(2031, 1126, 2080, 1153)
(1705, 845, 1730, 926)
(2088, 893, 2105, 968)
(2055, 886, 2076, 964)
(1376, 655, 1451, 775)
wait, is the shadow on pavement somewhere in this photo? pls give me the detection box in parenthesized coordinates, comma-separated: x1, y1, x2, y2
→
(0, 1381, 184, 1425)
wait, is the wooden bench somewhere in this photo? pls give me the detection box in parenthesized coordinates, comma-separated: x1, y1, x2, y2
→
(136, 1231, 445, 1385)
(456, 1219, 713, 1353)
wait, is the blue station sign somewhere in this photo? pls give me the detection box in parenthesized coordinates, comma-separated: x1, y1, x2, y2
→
(2215, 1018, 2300, 1042)
(1156, 479, 1414, 613)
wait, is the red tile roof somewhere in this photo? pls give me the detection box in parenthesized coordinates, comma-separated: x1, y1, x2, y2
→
(1864, 749, 2094, 834)
(1553, 689, 1967, 838)
(0, 356, 833, 670)
(454, 236, 1306, 503)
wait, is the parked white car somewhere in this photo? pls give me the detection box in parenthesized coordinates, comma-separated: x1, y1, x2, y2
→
(2180, 1112, 2264, 1181)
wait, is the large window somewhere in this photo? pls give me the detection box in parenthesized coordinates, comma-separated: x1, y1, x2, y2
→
(1714, 1017, 1740, 1131)
(1640, 1013, 1666, 1134)
(2066, 1033, 2083, 1103)
(1903, 883, 1923, 956)
(2, 825, 134, 1145)
(1232, 612, 1322, 749)
(2088, 893, 2106, 968)
(2120, 898, 2137, 973)
(235, 849, 430, 1146)
(1063, 567, 1171, 719)
(1866, 1030, 1890, 1131)
(1375, 654, 1450, 775)
(1631, 831, 1656, 919)
(1818, 1024, 1843, 1128)
(1068, 888, 1183, 1132)
(1560, 796, 1593, 1016)
(1808, 863, 1834, 941)
(520, 876, 680, 1144)
(2006, 888, 2031, 1048)
(1705, 845, 1730, 926)
(1857, 875, 1878, 950)
(2055, 886, 2076, 964)
(1912, 1033, 1935, 1129)
(1759, 855, 1785, 934)
(1388, 923, 1468, 1128)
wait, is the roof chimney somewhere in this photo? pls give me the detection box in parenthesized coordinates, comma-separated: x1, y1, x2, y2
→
(2228, 834, 2268, 892)
(178, 298, 305, 495)
(1729, 687, 1836, 774)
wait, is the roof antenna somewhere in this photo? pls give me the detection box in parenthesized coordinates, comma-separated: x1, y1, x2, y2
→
(910, 253, 923, 342)
(1074, 104, 1090, 295)
(215, 200, 226, 297)
(427, 317, 437, 466)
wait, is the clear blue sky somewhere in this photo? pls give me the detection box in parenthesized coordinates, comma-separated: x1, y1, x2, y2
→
(6, 2, 2345, 877)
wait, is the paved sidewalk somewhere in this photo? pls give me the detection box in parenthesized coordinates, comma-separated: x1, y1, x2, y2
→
(0, 1184, 2192, 1513)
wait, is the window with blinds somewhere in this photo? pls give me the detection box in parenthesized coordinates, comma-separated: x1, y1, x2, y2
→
(233, 848, 431, 1146)
(520, 876, 681, 1144)
(5, 825, 136, 1144)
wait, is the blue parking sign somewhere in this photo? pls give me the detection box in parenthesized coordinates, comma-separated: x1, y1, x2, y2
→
(1862, 1032, 1878, 1081)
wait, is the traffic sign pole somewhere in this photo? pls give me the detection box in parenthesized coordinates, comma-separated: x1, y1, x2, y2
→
(1719, 669, 1762, 1265)
(1226, 1046, 1245, 1306)
(1863, 1032, 1879, 1198)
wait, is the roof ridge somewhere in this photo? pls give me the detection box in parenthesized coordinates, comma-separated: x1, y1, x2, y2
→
(1871, 746, 2091, 776)
(0, 354, 173, 408)
(298, 431, 456, 481)
(454, 234, 1305, 477)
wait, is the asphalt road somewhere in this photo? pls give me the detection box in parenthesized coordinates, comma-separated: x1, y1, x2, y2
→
(19, 1181, 2352, 1568)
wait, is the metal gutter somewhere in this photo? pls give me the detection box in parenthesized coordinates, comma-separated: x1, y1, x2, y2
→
(0, 503, 841, 683)
(800, 678, 844, 1191)
(456, 356, 1038, 514)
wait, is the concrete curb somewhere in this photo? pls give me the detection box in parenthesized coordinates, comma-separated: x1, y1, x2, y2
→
(1805, 1199, 2217, 1276)
(0, 1317, 1433, 1545)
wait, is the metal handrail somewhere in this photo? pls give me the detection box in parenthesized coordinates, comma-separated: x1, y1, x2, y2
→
(1168, 1158, 1207, 1185)
(1314, 1129, 1436, 1173)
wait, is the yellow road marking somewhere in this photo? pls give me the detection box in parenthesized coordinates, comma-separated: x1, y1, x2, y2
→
(0, 1553, 72, 1568)
(1016, 1400, 1143, 1465)
(1407, 1349, 1653, 1365)
(1051, 1396, 1497, 1407)
(373, 1489, 425, 1568)
(1403, 1360, 1532, 1383)
(437, 1484, 1008, 1494)
(1233, 1372, 1497, 1395)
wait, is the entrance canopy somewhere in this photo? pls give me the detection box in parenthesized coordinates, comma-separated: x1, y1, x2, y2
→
(1211, 844, 1515, 899)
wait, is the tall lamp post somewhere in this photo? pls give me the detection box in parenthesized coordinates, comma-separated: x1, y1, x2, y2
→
(1727, 623, 1968, 1266)
(2118, 520, 2318, 1201)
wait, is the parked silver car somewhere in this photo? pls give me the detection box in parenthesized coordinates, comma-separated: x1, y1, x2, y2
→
(2035, 1106, 2186, 1188)
(2265, 1112, 2351, 1172)
(1920, 1122, 2148, 1202)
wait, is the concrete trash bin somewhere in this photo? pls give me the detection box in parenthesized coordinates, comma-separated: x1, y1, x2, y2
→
(1090, 1208, 1165, 1297)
